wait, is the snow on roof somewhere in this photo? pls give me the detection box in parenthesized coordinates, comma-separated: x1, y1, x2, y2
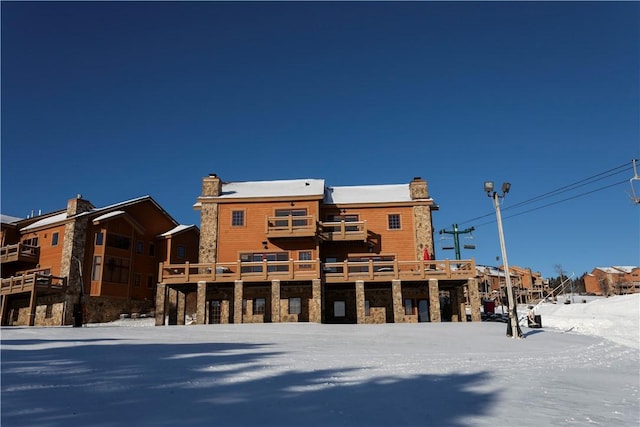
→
(324, 184, 414, 204)
(596, 266, 639, 274)
(93, 210, 125, 222)
(1, 214, 23, 224)
(158, 224, 198, 237)
(216, 179, 325, 199)
(20, 212, 68, 231)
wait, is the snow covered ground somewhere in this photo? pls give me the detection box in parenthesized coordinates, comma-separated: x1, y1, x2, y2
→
(2, 294, 638, 427)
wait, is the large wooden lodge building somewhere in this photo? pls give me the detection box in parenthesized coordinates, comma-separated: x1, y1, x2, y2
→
(156, 174, 482, 325)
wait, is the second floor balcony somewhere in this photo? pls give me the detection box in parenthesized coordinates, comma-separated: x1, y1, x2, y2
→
(265, 215, 318, 238)
(0, 243, 39, 264)
(319, 220, 367, 242)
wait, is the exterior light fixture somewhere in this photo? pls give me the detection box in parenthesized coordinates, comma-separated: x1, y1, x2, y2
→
(485, 181, 522, 338)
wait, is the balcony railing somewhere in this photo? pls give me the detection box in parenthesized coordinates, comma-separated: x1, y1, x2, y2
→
(265, 215, 318, 238)
(0, 243, 39, 264)
(319, 220, 367, 241)
(1, 273, 67, 296)
(160, 259, 476, 284)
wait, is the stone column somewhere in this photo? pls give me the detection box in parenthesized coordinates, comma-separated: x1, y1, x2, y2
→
(355, 280, 365, 324)
(457, 286, 467, 322)
(197, 281, 207, 325)
(467, 278, 482, 322)
(429, 279, 441, 322)
(176, 291, 186, 325)
(168, 287, 178, 325)
(233, 280, 243, 324)
(271, 280, 281, 323)
(155, 282, 166, 326)
(310, 279, 322, 323)
(392, 280, 404, 323)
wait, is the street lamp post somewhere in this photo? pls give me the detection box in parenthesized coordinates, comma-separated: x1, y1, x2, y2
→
(484, 181, 523, 338)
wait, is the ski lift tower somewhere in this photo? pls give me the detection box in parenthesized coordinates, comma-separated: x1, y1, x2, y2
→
(439, 224, 475, 260)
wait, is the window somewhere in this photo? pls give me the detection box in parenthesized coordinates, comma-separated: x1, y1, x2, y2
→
(136, 241, 144, 254)
(240, 252, 288, 273)
(104, 257, 130, 284)
(299, 251, 312, 269)
(327, 214, 359, 231)
(51, 232, 59, 247)
(275, 208, 308, 227)
(134, 273, 141, 288)
(254, 298, 266, 315)
(289, 297, 301, 315)
(177, 245, 186, 259)
(404, 299, 413, 315)
(388, 214, 401, 230)
(365, 300, 370, 316)
(147, 275, 154, 289)
(149, 242, 155, 257)
(231, 210, 245, 226)
(95, 232, 104, 246)
(22, 237, 38, 247)
(106, 233, 131, 250)
(92, 256, 102, 281)
(334, 301, 346, 317)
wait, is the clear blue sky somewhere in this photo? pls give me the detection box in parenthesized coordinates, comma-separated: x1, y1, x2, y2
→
(2, 1, 638, 278)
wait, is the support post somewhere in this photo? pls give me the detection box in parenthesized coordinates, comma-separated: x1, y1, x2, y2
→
(233, 280, 243, 324)
(197, 281, 207, 325)
(355, 280, 365, 324)
(392, 280, 403, 323)
(310, 279, 322, 323)
(155, 282, 166, 326)
(271, 280, 281, 322)
(467, 278, 482, 322)
(429, 279, 441, 322)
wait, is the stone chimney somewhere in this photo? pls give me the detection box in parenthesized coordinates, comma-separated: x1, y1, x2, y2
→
(409, 177, 429, 200)
(66, 194, 93, 217)
(202, 173, 223, 197)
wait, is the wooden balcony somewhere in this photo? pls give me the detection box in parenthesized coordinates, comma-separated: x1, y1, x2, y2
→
(1, 273, 67, 296)
(160, 259, 476, 284)
(319, 220, 367, 241)
(0, 243, 39, 264)
(265, 215, 318, 238)
(160, 260, 322, 284)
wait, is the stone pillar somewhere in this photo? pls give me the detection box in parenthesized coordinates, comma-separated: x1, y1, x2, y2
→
(429, 279, 441, 322)
(467, 278, 482, 322)
(198, 174, 222, 264)
(310, 279, 321, 323)
(233, 280, 243, 324)
(176, 291, 186, 325)
(271, 280, 281, 322)
(392, 280, 404, 323)
(355, 280, 365, 324)
(168, 287, 178, 325)
(155, 283, 167, 326)
(197, 281, 207, 325)
(457, 286, 467, 322)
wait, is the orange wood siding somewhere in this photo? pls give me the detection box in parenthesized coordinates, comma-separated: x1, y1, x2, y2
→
(217, 201, 319, 262)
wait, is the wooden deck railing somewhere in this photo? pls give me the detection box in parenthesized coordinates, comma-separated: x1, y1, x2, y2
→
(319, 220, 367, 241)
(1, 273, 67, 296)
(160, 259, 476, 284)
(0, 243, 39, 264)
(265, 215, 318, 238)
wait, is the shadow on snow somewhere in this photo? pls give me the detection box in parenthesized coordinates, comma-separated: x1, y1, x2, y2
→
(2, 338, 498, 427)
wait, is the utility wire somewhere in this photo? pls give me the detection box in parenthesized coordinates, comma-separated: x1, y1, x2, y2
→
(458, 161, 634, 227)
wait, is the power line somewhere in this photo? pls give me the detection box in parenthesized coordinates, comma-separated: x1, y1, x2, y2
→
(458, 161, 633, 226)
(471, 178, 628, 228)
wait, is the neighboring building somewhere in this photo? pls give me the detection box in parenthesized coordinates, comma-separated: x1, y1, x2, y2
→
(476, 265, 549, 305)
(584, 266, 640, 296)
(1, 195, 199, 326)
(156, 174, 482, 326)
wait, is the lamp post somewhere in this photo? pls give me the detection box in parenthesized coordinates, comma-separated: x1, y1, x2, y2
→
(484, 181, 523, 338)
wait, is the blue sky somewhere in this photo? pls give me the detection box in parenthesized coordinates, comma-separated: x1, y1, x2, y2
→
(2, 1, 638, 278)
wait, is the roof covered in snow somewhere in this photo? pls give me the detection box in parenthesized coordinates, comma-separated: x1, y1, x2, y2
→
(324, 184, 416, 204)
(1, 214, 23, 225)
(20, 212, 69, 231)
(158, 224, 199, 237)
(595, 266, 639, 274)
(215, 179, 326, 199)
